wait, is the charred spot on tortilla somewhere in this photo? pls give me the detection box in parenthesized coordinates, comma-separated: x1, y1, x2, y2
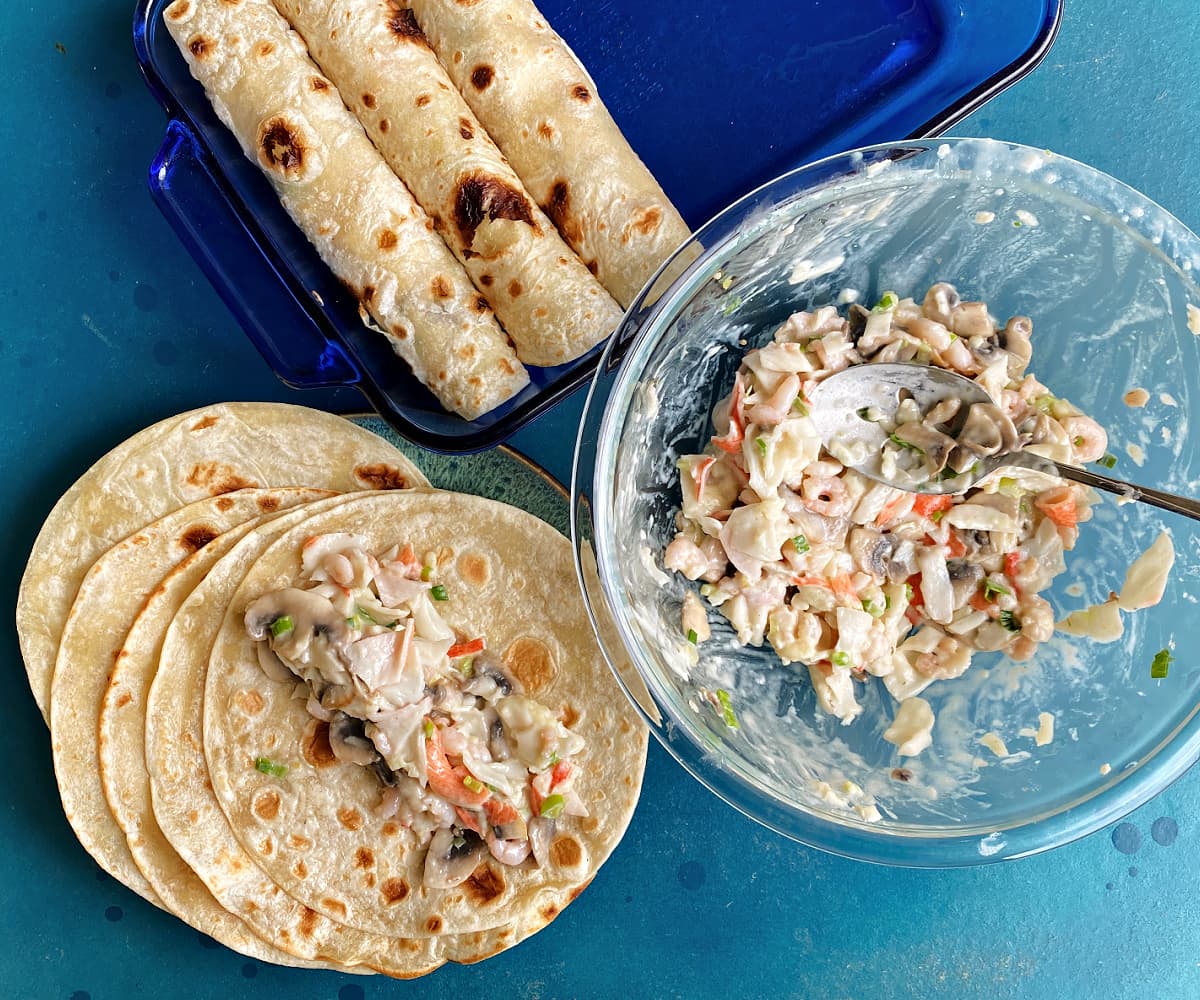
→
(503, 636, 556, 692)
(256, 115, 312, 181)
(479, 273, 494, 287)
(464, 864, 505, 904)
(294, 859, 308, 878)
(186, 461, 258, 495)
(253, 790, 281, 821)
(301, 719, 337, 768)
(473, 295, 490, 314)
(431, 275, 452, 300)
(187, 35, 214, 59)
(353, 462, 411, 491)
(626, 206, 664, 240)
(561, 703, 580, 728)
(114, 690, 133, 709)
(456, 549, 489, 587)
(288, 833, 311, 851)
(541, 903, 559, 921)
(384, 4, 426, 43)
(425, 916, 444, 933)
(470, 64, 494, 90)
(309, 75, 330, 93)
(361, 284, 377, 305)
(190, 414, 219, 431)
(571, 84, 591, 102)
(166, 0, 191, 20)
(508, 279, 523, 299)
(255, 41, 275, 59)
(234, 689, 265, 715)
(298, 906, 319, 939)
(415, 92, 432, 107)
(378, 117, 390, 133)
(459, 118, 474, 140)
(179, 524, 219, 553)
(537, 121, 554, 141)
(362, 92, 377, 109)
(377, 228, 398, 251)
(323, 898, 347, 919)
(380, 877, 409, 904)
(257, 494, 281, 513)
(546, 179, 582, 244)
(550, 836, 583, 867)
(585, 259, 599, 276)
(354, 847, 375, 869)
(453, 174, 535, 248)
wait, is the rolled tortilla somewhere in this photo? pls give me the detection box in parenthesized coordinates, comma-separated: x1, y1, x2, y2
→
(271, 0, 624, 367)
(163, 0, 528, 418)
(409, 0, 692, 309)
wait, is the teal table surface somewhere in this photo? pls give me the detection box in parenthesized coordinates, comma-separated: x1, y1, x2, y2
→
(4, 2, 1200, 998)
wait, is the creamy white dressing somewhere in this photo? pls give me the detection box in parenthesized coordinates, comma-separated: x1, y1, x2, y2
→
(883, 697, 935, 757)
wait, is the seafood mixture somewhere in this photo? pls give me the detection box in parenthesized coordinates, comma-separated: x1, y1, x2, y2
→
(245, 533, 586, 887)
(665, 283, 1107, 736)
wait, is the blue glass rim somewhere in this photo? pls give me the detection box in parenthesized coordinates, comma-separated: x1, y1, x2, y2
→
(572, 136, 1200, 867)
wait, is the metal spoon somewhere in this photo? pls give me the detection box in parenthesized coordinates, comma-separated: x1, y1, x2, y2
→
(808, 362, 1200, 521)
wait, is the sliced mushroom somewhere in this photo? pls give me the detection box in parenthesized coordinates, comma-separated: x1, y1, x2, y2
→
(328, 711, 380, 767)
(892, 422, 959, 475)
(528, 815, 556, 868)
(924, 397, 962, 429)
(463, 650, 525, 702)
(488, 807, 527, 843)
(484, 705, 511, 762)
(319, 683, 357, 710)
(946, 560, 985, 609)
(949, 300, 994, 340)
(423, 827, 487, 889)
(369, 757, 401, 788)
(999, 316, 1033, 377)
(922, 283, 960, 325)
(846, 303, 870, 345)
(848, 528, 892, 579)
(244, 587, 350, 664)
(886, 538, 918, 582)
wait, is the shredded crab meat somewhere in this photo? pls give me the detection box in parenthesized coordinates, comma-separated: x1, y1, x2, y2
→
(668, 284, 1108, 756)
(244, 534, 586, 882)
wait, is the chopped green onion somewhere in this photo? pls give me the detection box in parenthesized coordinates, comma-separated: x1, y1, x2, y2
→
(1073, 435, 1085, 448)
(452, 833, 466, 849)
(699, 583, 716, 597)
(269, 615, 294, 638)
(1013, 219, 1023, 228)
(930, 510, 945, 523)
(904, 583, 914, 602)
(755, 436, 768, 457)
(1151, 648, 1174, 679)
(997, 476, 1022, 497)
(862, 599, 884, 619)
(540, 793, 566, 818)
(970, 461, 981, 476)
(888, 432, 925, 455)
(423, 720, 435, 739)
(430, 584, 449, 602)
(687, 628, 698, 645)
(949, 333, 958, 342)
(420, 565, 432, 582)
(716, 689, 739, 730)
(1099, 453, 1118, 469)
(939, 467, 961, 481)
(792, 397, 810, 417)
(983, 579, 1011, 601)
(872, 291, 899, 313)
(254, 757, 287, 778)
(462, 775, 485, 794)
(831, 650, 851, 667)
(998, 610, 1021, 632)
(458, 656, 475, 676)
(792, 535, 810, 554)
(721, 295, 743, 317)
(1033, 394, 1056, 414)
(548, 751, 560, 766)
(885, 594, 893, 610)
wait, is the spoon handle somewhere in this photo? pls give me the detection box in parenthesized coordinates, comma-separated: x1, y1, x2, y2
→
(1053, 462, 1200, 523)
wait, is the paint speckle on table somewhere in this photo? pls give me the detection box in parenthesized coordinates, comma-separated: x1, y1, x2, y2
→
(1105, 882, 1115, 891)
(1111, 822, 1141, 855)
(678, 860, 706, 890)
(104, 906, 123, 922)
(153, 340, 179, 367)
(241, 963, 258, 979)
(339, 985, 365, 1000)
(133, 282, 159, 312)
(1151, 816, 1179, 846)
(1128, 866, 1138, 877)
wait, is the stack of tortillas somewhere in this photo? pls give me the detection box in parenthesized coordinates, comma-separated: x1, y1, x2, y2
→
(17, 401, 647, 977)
(164, 0, 693, 418)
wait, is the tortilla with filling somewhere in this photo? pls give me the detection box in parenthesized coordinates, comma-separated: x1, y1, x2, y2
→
(18, 401, 425, 724)
(147, 494, 528, 976)
(198, 490, 646, 944)
(50, 488, 332, 907)
(163, 0, 529, 416)
(98, 515, 367, 972)
(409, 0, 691, 309)
(272, 0, 624, 367)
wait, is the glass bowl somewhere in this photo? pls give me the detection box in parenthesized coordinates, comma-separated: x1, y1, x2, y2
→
(571, 137, 1200, 866)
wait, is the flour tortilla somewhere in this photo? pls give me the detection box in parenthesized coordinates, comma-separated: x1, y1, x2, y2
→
(202, 491, 647, 945)
(163, 0, 529, 416)
(50, 488, 333, 907)
(272, 0, 623, 367)
(409, 0, 692, 309)
(147, 494, 525, 977)
(18, 401, 426, 722)
(97, 516, 367, 972)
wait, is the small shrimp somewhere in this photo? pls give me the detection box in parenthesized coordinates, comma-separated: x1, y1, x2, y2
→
(1016, 594, 1054, 643)
(322, 552, 355, 588)
(801, 475, 853, 517)
(486, 830, 531, 866)
(1062, 415, 1107, 463)
(454, 805, 484, 836)
(806, 458, 845, 479)
(913, 634, 971, 679)
(907, 317, 953, 352)
(940, 337, 978, 375)
(425, 726, 490, 808)
(744, 373, 800, 427)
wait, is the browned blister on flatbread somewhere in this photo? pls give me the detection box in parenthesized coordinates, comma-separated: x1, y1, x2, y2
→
(270, 0, 623, 366)
(162, 0, 529, 414)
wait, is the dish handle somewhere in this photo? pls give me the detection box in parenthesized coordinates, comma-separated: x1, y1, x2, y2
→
(147, 118, 360, 389)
